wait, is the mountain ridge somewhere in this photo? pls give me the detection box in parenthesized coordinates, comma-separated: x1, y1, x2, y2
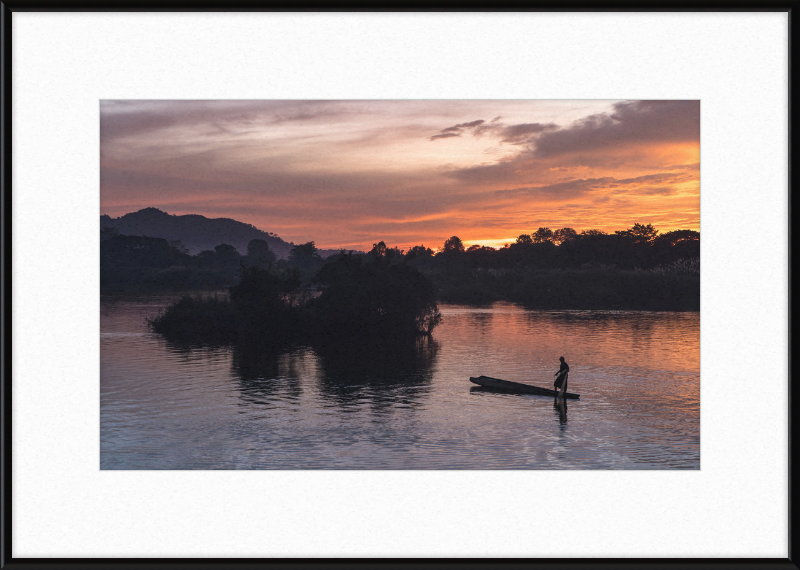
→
(100, 208, 344, 259)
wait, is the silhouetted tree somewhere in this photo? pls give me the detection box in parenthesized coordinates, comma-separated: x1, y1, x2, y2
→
(581, 229, 607, 237)
(616, 223, 659, 244)
(532, 227, 554, 244)
(442, 236, 465, 254)
(653, 229, 700, 265)
(654, 229, 699, 247)
(553, 227, 577, 244)
(311, 253, 442, 337)
(286, 241, 324, 283)
(516, 234, 533, 245)
(229, 265, 300, 313)
(101, 235, 189, 268)
(369, 240, 387, 258)
(100, 234, 199, 293)
(169, 239, 189, 255)
(388, 247, 405, 261)
(196, 250, 216, 266)
(101, 225, 119, 241)
(214, 244, 241, 266)
(465, 245, 498, 269)
(288, 241, 320, 264)
(369, 241, 405, 264)
(406, 245, 433, 261)
(246, 238, 276, 267)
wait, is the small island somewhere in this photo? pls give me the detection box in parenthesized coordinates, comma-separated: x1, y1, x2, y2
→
(148, 243, 442, 346)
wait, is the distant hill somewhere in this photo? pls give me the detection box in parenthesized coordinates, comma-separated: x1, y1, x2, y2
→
(100, 208, 342, 259)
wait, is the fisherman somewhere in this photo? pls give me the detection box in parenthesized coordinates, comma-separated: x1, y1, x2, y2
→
(553, 356, 569, 394)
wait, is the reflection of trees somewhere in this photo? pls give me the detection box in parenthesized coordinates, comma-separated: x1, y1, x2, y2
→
(471, 311, 493, 331)
(158, 338, 310, 408)
(230, 342, 308, 407)
(312, 336, 439, 412)
(523, 310, 698, 355)
(522, 310, 665, 343)
(161, 337, 230, 362)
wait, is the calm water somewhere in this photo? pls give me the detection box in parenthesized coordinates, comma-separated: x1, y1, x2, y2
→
(101, 297, 699, 469)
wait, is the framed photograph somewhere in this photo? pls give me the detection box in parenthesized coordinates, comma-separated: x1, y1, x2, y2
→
(2, 4, 792, 566)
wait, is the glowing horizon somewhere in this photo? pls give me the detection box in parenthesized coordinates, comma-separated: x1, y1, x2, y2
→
(101, 100, 700, 252)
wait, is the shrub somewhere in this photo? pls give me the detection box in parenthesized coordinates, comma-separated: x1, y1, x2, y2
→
(148, 294, 237, 343)
(311, 253, 442, 337)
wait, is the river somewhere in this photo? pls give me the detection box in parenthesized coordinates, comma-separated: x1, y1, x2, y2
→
(101, 297, 699, 469)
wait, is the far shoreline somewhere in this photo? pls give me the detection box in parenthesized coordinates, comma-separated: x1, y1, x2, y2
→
(100, 291, 700, 313)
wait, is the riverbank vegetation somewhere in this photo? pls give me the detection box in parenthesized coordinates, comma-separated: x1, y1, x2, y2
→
(112, 222, 699, 313)
(435, 268, 698, 310)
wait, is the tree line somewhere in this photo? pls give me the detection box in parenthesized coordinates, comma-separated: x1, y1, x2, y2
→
(102, 222, 699, 311)
(406, 223, 699, 272)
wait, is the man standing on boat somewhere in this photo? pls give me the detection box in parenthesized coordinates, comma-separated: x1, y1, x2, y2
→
(554, 356, 569, 395)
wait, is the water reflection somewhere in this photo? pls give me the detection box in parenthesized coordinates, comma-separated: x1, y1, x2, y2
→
(553, 398, 568, 425)
(468, 386, 569, 425)
(313, 336, 439, 412)
(512, 309, 699, 374)
(230, 343, 309, 407)
(155, 337, 233, 373)
(101, 298, 700, 469)
(470, 310, 493, 331)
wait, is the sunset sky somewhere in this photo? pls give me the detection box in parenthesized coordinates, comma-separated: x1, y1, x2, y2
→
(100, 100, 699, 251)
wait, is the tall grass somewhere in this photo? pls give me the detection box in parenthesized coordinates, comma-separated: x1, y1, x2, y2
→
(650, 257, 700, 276)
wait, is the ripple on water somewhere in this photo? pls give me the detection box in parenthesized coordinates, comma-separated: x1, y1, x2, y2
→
(101, 299, 699, 469)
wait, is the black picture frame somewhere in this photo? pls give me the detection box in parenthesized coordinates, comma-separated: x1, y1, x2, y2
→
(1, 2, 795, 568)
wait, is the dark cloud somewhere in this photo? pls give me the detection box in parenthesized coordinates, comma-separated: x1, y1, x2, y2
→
(101, 152, 471, 225)
(101, 100, 362, 144)
(615, 172, 694, 185)
(101, 101, 266, 142)
(441, 119, 485, 133)
(432, 119, 488, 139)
(640, 186, 675, 195)
(445, 101, 700, 185)
(532, 100, 700, 158)
(472, 123, 500, 138)
(665, 162, 700, 171)
(445, 159, 526, 183)
(499, 122, 559, 144)
(429, 133, 462, 141)
(444, 119, 559, 144)
(496, 172, 695, 199)
(498, 178, 613, 199)
(101, 110, 179, 141)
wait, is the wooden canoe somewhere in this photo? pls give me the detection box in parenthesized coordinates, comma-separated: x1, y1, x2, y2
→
(469, 375, 580, 399)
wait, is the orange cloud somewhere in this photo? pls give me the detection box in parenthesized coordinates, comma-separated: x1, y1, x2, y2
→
(101, 100, 699, 252)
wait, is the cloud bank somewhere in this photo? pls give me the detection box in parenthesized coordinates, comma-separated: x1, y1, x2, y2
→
(101, 100, 699, 250)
